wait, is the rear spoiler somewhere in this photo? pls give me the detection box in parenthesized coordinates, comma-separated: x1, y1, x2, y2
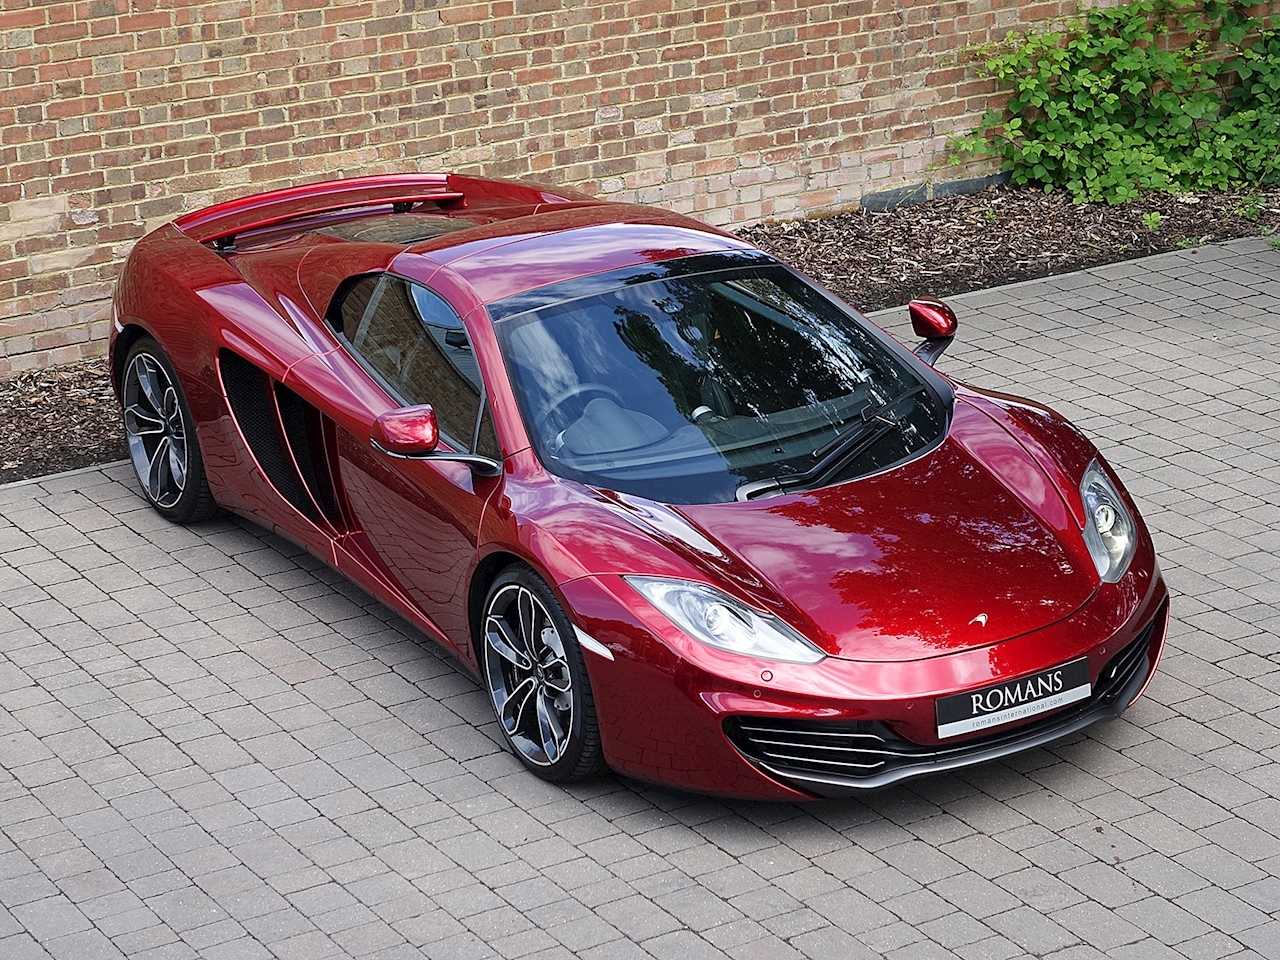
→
(174, 174, 467, 249)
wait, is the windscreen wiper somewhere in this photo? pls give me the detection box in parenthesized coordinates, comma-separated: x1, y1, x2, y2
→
(735, 385, 927, 501)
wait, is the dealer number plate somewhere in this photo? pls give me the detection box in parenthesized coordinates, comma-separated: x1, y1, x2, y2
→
(936, 657, 1091, 740)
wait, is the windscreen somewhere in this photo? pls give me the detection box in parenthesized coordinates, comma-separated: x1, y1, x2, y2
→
(493, 259, 948, 504)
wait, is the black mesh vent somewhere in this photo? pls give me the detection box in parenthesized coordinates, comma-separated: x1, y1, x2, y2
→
(218, 350, 318, 522)
(274, 382, 343, 528)
(1097, 622, 1151, 705)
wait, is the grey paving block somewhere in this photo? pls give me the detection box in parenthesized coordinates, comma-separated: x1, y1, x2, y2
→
(4, 240, 1280, 958)
(985, 905, 1077, 954)
(1116, 896, 1213, 945)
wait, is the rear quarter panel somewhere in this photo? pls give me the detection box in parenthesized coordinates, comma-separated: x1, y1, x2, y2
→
(112, 225, 242, 400)
(111, 225, 325, 519)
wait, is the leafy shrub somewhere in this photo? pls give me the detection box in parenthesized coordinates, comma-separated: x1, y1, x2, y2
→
(954, 0, 1280, 203)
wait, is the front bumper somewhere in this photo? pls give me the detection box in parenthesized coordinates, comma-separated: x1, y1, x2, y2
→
(725, 599, 1167, 795)
(560, 562, 1169, 800)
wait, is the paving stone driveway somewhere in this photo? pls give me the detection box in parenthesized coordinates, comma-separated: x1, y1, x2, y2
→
(1, 237, 1279, 960)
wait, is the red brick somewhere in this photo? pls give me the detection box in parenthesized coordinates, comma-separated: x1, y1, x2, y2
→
(6, 0, 1274, 374)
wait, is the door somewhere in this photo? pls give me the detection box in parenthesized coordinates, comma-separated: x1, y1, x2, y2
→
(326, 272, 503, 654)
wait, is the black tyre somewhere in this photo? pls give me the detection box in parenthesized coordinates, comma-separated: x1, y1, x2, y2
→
(121, 337, 217, 524)
(481, 565, 605, 782)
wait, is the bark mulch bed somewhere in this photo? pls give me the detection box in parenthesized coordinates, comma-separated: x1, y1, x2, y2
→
(2, 185, 1276, 487)
(739, 184, 1280, 314)
(0, 358, 126, 486)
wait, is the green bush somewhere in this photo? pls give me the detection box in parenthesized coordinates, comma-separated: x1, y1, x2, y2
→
(954, 0, 1280, 203)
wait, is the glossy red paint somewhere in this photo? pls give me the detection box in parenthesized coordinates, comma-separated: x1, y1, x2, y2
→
(421, 207, 749, 306)
(110, 173, 1169, 799)
(908, 297, 959, 340)
(301, 242, 403, 321)
(559, 560, 1166, 796)
(175, 173, 459, 244)
(373, 405, 440, 454)
(338, 432, 493, 660)
(676, 414, 1097, 662)
(957, 385, 1103, 528)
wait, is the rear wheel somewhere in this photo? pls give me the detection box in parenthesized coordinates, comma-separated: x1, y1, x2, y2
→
(481, 565, 605, 782)
(121, 337, 216, 523)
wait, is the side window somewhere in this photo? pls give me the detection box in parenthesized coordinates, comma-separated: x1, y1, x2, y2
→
(331, 274, 486, 451)
(475, 404, 501, 460)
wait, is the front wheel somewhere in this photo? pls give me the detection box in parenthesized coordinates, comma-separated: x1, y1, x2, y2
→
(121, 337, 216, 524)
(481, 565, 605, 782)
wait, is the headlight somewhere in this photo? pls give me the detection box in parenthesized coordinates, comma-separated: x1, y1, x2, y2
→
(1080, 460, 1135, 583)
(625, 577, 826, 664)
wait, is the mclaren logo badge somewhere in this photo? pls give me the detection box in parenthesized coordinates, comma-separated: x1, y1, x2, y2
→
(969, 613, 988, 627)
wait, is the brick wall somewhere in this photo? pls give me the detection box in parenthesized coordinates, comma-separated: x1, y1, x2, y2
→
(0, 0, 1270, 376)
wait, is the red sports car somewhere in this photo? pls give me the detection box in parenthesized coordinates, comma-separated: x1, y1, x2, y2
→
(110, 174, 1168, 799)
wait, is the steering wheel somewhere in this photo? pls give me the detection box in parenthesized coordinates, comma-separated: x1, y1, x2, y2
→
(536, 383, 623, 435)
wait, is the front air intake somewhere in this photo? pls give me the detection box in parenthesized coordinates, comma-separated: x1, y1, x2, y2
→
(727, 613, 1159, 794)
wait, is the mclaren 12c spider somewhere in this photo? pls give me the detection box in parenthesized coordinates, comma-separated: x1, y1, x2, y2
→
(110, 174, 1169, 799)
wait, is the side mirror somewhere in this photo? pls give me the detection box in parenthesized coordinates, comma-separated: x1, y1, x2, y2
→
(908, 298, 958, 366)
(370, 404, 503, 477)
(373, 405, 439, 456)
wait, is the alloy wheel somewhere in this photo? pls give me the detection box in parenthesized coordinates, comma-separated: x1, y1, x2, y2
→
(123, 351, 189, 509)
(483, 582, 575, 767)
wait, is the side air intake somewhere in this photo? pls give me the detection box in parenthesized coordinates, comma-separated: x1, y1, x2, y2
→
(218, 350, 345, 529)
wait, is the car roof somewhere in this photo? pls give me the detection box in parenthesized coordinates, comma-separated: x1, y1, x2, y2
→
(397, 203, 754, 307)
